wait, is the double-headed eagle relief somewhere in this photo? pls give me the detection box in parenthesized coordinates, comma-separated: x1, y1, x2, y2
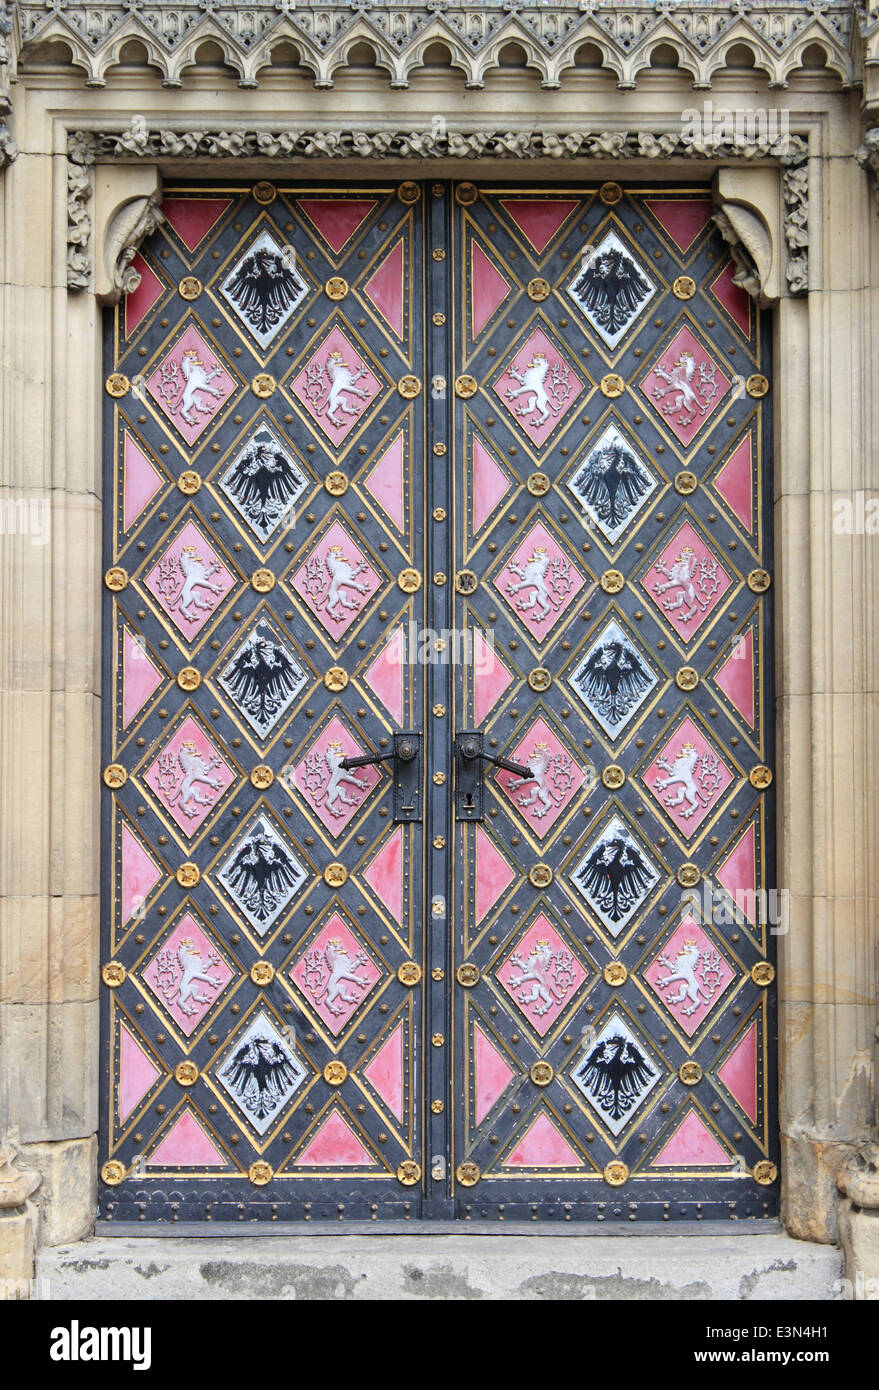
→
(220, 229, 308, 347)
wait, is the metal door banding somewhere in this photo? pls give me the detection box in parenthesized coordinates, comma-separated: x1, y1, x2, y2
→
(99, 178, 777, 1225)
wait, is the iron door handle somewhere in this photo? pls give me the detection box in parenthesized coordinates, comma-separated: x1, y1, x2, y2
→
(340, 732, 421, 823)
(454, 731, 533, 822)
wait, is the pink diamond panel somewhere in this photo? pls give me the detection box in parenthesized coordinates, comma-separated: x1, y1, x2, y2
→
(496, 914, 586, 1037)
(640, 324, 731, 448)
(289, 326, 382, 445)
(141, 913, 233, 1037)
(643, 915, 734, 1036)
(289, 520, 382, 640)
(288, 716, 380, 837)
(146, 324, 236, 446)
(493, 522, 585, 640)
(493, 328, 585, 447)
(143, 520, 235, 640)
(289, 915, 382, 1035)
(494, 718, 584, 839)
(642, 716, 734, 838)
(143, 715, 235, 836)
(640, 520, 733, 640)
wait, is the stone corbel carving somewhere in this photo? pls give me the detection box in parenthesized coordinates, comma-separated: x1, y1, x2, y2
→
(838, 1144, 879, 1210)
(855, 128, 879, 212)
(92, 165, 164, 303)
(712, 168, 785, 304)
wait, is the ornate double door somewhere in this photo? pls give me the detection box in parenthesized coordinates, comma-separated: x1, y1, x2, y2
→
(100, 178, 777, 1225)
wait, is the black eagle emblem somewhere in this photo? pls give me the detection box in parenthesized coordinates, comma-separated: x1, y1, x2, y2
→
(224, 247, 305, 337)
(573, 248, 652, 337)
(223, 433, 304, 536)
(573, 639, 653, 728)
(220, 628, 303, 733)
(573, 440, 651, 532)
(220, 1034, 300, 1121)
(579, 1034, 656, 1124)
(221, 831, 302, 924)
(575, 833, 655, 924)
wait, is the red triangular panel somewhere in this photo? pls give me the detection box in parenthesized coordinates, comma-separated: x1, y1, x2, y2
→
(474, 1026, 514, 1126)
(644, 197, 713, 252)
(475, 828, 515, 924)
(120, 821, 162, 922)
(471, 242, 512, 337)
(499, 199, 578, 253)
(711, 261, 752, 335)
(472, 438, 511, 534)
(149, 1108, 227, 1167)
(161, 197, 232, 252)
(297, 198, 377, 254)
(118, 1023, 161, 1124)
(653, 1109, 730, 1166)
(713, 435, 753, 532)
(714, 627, 755, 726)
(122, 432, 163, 531)
(124, 255, 164, 337)
(718, 1024, 758, 1123)
(295, 1110, 374, 1166)
(716, 823, 757, 917)
(506, 1111, 580, 1167)
(122, 629, 163, 728)
(363, 828, 403, 926)
(364, 240, 405, 337)
(472, 631, 514, 726)
(364, 432, 405, 532)
(363, 629, 404, 726)
(363, 1023, 404, 1123)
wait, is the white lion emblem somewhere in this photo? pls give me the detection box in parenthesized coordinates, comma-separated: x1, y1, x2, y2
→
(301, 740, 370, 818)
(157, 739, 224, 818)
(506, 546, 572, 622)
(653, 741, 721, 819)
(656, 939, 724, 1017)
(157, 545, 224, 623)
(504, 352, 572, 427)
(652, 545, 719, 624)
(155, 937, 223, 1017)
(650, 350, 718, 427)
(308, 351, 370, 427)
(304, 544, 370, 622)
(160, 347, 225, 427)
(304, 938, 370, 1016)
(506, 742, 574, 820)
(507, 939, 575, 1018)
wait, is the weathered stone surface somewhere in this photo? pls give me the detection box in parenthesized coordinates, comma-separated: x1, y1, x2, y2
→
(0, 1207, 37, 1301)
(20, 1137, 97, 1247)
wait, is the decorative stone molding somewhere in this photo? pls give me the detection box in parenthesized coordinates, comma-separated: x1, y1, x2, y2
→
(94, 161, 163, 301)
(713, 166, 786, 305)
(66, 120, 809, 294)
(856, 126, 879, 208)
(14, 1, 858, 94)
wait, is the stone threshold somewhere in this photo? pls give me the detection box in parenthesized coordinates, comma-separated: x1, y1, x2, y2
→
(37, 1230, 843, 1300)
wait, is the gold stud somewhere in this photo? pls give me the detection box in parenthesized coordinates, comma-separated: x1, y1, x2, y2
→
(104, 567, 128, 592)
(178, 276, 202, 301)
(433, 507, 447, 521)
(398, 567, 422, 593)
(530, 1061, 554, 1087)
(101, 1160, 126, 1186)
(176, 862, 200, 888)
(433, 443, 447, 457)
(529, 864, 553, 888)
(600, 569, 625, 594)
(324, 862, 348, 888)
(248, 1160, 274, 1185)
(397, 961, 422, 986)
(252, 181, 277, 205)
(456, 1161, 480, 1186)
(455, 182, 478, 206)
(325, 471, 348, 496)
(599, 181, 623, 206)
(603, 962, 628, 986)
(528, 667, 552, 692)
(177, 470, 201, 496)
(324, 667, 348, 692)
(398, 374, 422, 399)
(431, 1033, 445, 1047)
(431, 1099, 445, 1114)
(456, 963, 480, 987)
(433, 572, 447, 587)
(174, 1060, 199, 1086)
(432, 312, 446, 326)
(600, 374, 625, 399)
(676, 863, 700, 888)
(746, 374, 770, 398)
(751, 961, 775, 987)
(101, 961, 126, 987)
(455, 374, 478, 398)
(604, 1160, 629, 1185)
(676, 666, 699, 691)
(251, 374, 276, 398)
(747, 569, 771, 592)
(432, 706, 446, 719)
(102, 764, 127, 789)
(679, 1061, 703, 1085)
(749, 765, 773, 789)
(674, 471, 698, 495)
(250, 765, 274, 790)
(398, 181, 421, 204)
(397, 1159, 421, 1185)
(432, 248, 446, 262)
(454, 570, 478, 595)
(753, 1160, 778, 1185)
(527, 472, 551, 497)
(177, 666, 201, 692)
(527, 277, 551, 302)
(251, 568, 275, 593)
(673, 276, 696, 300)
(325, 276, 348, 300)
(105, 373, 130, 398)
(323, 1060, 348, 1085)
(602, 765, 625, 790)
(433, 771, 446, 785)
(250, 961, 275, 985)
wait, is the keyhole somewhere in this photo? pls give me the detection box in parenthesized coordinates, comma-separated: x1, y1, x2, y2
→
(465, 792, 474, 808)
